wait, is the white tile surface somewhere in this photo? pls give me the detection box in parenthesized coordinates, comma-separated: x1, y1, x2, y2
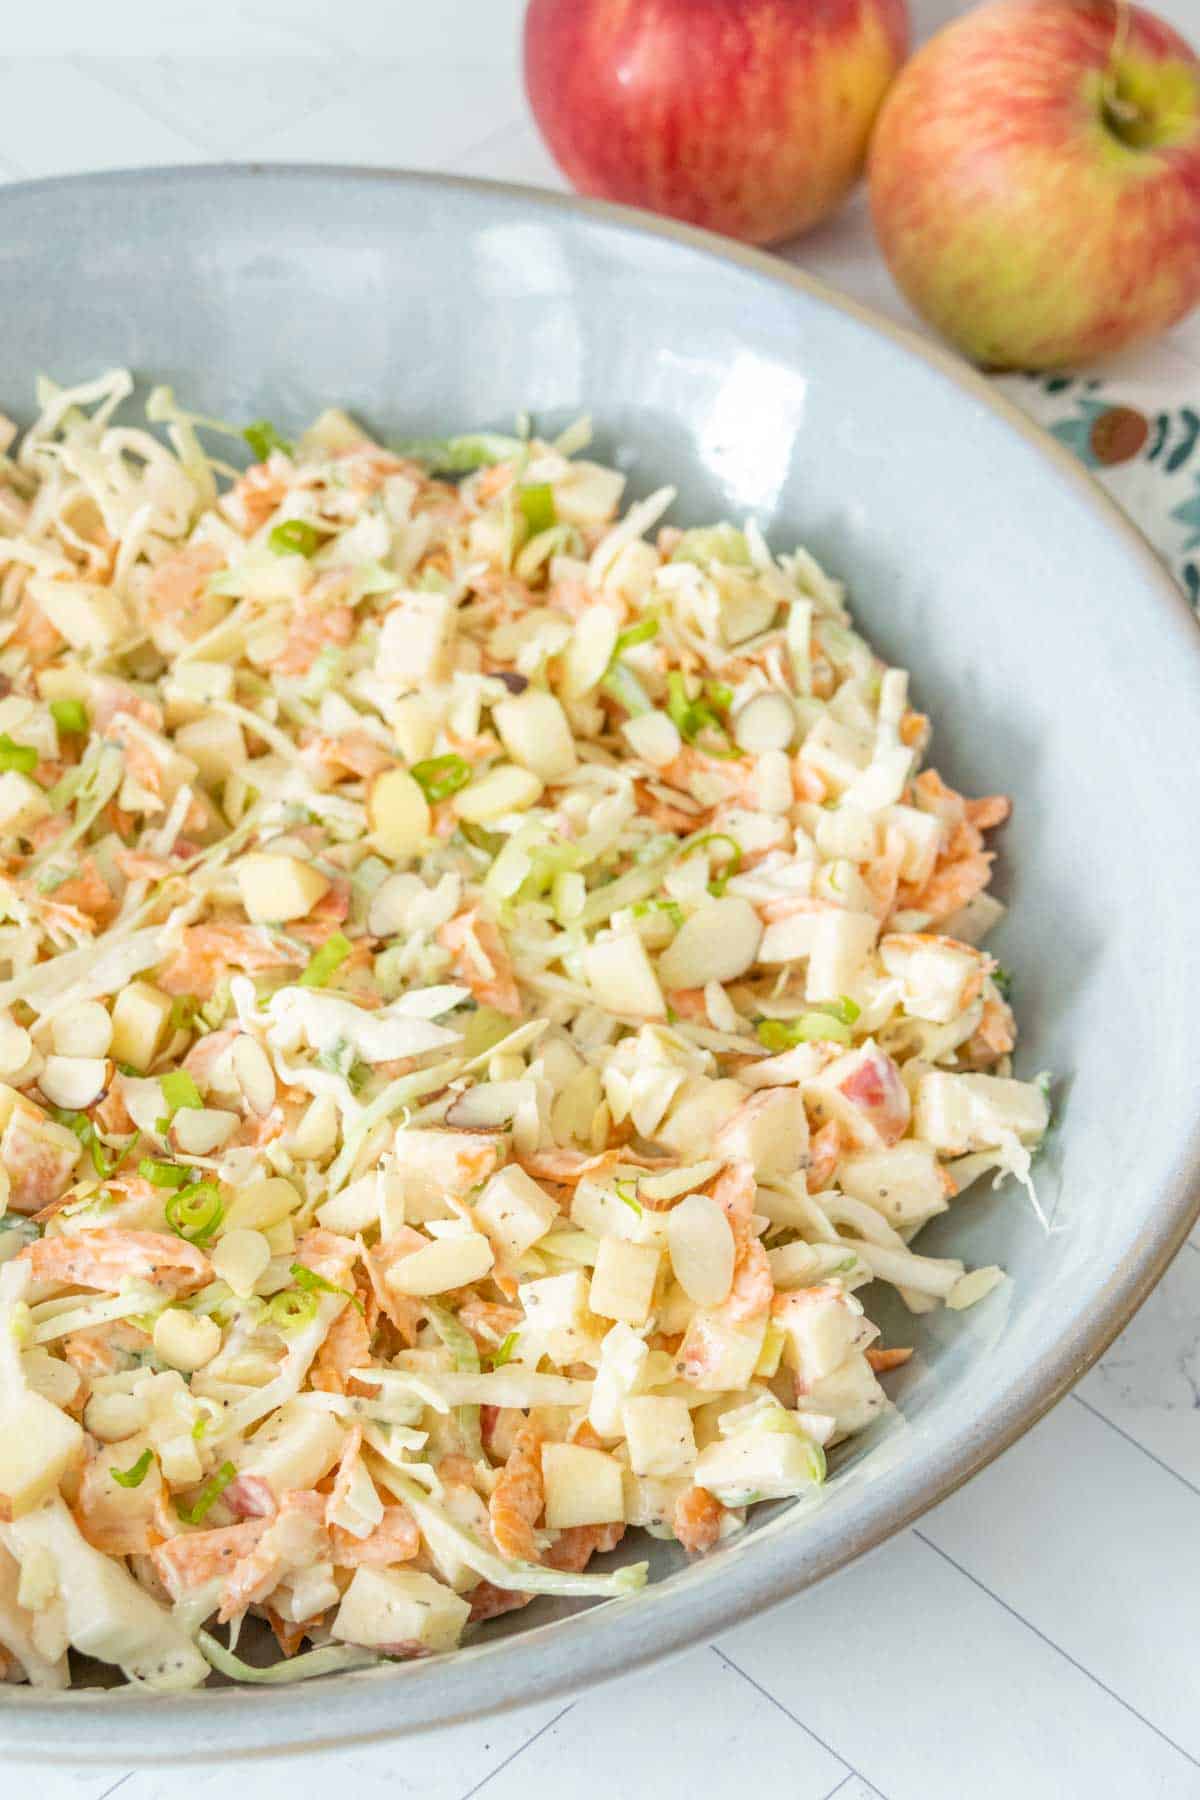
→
(2, 7, 1200, 1798)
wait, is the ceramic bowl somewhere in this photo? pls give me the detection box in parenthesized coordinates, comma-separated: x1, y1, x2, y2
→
(1, 167, 1197, 1761)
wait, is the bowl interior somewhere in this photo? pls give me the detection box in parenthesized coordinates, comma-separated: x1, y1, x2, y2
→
(1, 168, 1198, 1758)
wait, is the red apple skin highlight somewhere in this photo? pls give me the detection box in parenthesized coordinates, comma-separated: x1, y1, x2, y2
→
(524, 0, 910, 246)
(868, 0, 1200, 369)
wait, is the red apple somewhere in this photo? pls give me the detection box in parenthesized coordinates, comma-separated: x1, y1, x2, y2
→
(868, 0, 1200, 369)
(524, 0, 910, 246)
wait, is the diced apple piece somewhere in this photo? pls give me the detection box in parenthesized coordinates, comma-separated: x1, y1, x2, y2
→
(384, 1231, 494, 1296)
(621, 1396, 697, 1479)
(173, 713, 247, 787)
(1, 1103, 80, 1214)
(713, 1088, 809, 1180)
(677, 1308, 767, 1391)
(234, 1399, 345, 1498)
(236, 852, 330, 922)
(805, 908, 879, 1003)
(772, 1285, 875, 1390)
(27, 577, 129, 653)
(390, 1129, 503, 1209)
(542, 1442, 625, 1529)
(588, 1321, 650, 1439)
(2, 1496, 208, 1687)
(799, 714, 872, 793)
(653, 1076, 744, 1157)
(493, 688, 577, 783)
(588, 1237, 660, 1327)
(803, 1350, 888, 1440)
(879, 933, 985, 1024)
(803, 1041, 910, 1150)
(658, 897, 762, 990)
(108, 981, 174, 1074)
(518, 1270, 598, 1363)
(332, 1565, 470, 1654)
(0, 1390, 85, 1520)
(839, 1141, 949, 1230)
(584, 929, 666, 1020)
(913, 1071, 1049, 1155)
(758, 910, 821, 966)
(377, 592, 456, 687)
(368, 769, 431, 860)
(883, 802, 943, 887)
(693, 1425, 823, 1506)
(474, 1166, 559, 1262)
(0, 770, 50, 837)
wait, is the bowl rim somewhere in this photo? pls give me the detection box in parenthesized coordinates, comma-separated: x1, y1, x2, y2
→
(2, 161, 1198, 1762)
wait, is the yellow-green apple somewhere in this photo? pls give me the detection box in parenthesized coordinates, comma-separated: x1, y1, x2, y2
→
(868, 0, 1200, 368)
(523, 0, 910, 245)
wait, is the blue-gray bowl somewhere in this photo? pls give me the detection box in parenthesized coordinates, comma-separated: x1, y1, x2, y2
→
(1, 166, 1197, 1761)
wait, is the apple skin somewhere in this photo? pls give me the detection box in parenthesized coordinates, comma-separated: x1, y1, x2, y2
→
(868, 0, 1200, 369)
(524, 0, 910, 246)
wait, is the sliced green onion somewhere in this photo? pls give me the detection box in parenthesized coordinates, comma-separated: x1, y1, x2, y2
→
(665, 673, 739, 756)
(89, 1135, 114, 1179)
(679, 832, 742, 896)
(175, 1460, 237, 1526)
(392, 432, 523, 474)
(410, 754, 470, 803)
(139, 1157, 191, 1189)
(165, 1182, 223, 1245)
(268, 518, 322, 558)
(0, 734, 38, 774)
(161, 1070, 203, 1113)
(756, 1012, 854, 1051)
(169, 994, 198, 1033)
(705, 680, 734, 713)
(992, 967, 1012, 999)
(614, 1179, 643, 1217)
(632, 898, 683, 928)
(110, 1448, 154, 1489)
(50, 698, 88, 735)
(517, 483, 556, 535)
(299, 931, 352, 989)
(243, 420, 293, 461)
(817, 995, 861, 1026)
(614, 617, 658, 656)
(268, 1288, 319, 1332)
(488, 1330, 520, 1370)
(601, 661, 653, 718)
(290, 1261, 364, 1316)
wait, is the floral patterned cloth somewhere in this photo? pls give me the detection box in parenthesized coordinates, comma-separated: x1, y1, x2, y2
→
(1000, 364, 1200, 609)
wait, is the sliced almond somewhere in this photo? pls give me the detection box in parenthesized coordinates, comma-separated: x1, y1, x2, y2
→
(289, 1093, 340, 1162)
(666, 1191, 737, 1306)
(368, 768, 431, 861)
(171, 1106, 239, 1156)
(37, 1055, 112, 1113)
(558, 605, 619, 701)
(638, 1159, 722, 1204)
(231, 1036, 277, 1118)
(0, 1015, 32, 1080)
(732, 692, 795, 754)
(621, 710, 681, 768)
(657, 897, 762, 990)
(50, 1000, 114, 1060)
(452, 763, 543, 824)
(444, 1080, 531, 1130)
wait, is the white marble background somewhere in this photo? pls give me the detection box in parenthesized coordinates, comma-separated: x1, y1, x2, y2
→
(4, 3, 1200, 1795)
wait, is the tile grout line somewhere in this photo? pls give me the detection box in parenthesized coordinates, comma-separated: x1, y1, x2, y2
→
(94, 1774, 133, 1800)
(458, 1700, 576, 1800)
(711, 1645, 888, 1799)
(820, 1775, 856, 1800)
(911, 1529, 1200, 1772)
(1070, 1390, 1200, 1501)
